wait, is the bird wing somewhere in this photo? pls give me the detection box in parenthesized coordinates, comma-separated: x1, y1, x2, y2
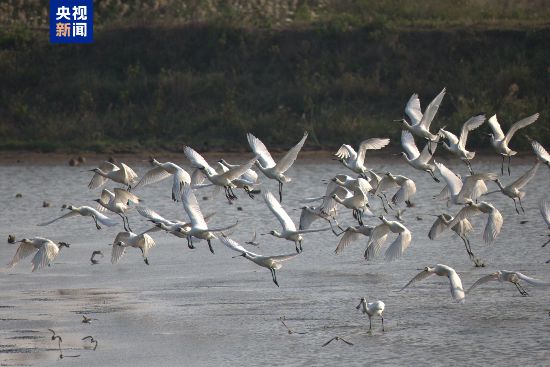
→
(428, 216, 450, 240)
(184, 146, 216, 174)
(354, 178, 372, 198)
(181, 184, 208, 230)
(110, 232, 131, 263)
(515, 272, 550, 286)
(88, 161, 117, 189)
(400, 269, 434, 291)
(447, 205, 482, 228)
(504, 113, 539, 145)
(487, 115, 505, 141)
(530, 138, 550, 163)
(247, 133, 276, 169)
(322, 337, 337, 347)
(374, 176, 398, 196)
(136, 206, 172, 226)
(466, 272, 499, 293)
(434, 185, 450, 201)
(392, 178, 416, 205)
(356, 138, 390, 166)
(219, 156, 258, 182)
(99, 189, 115, 205)
(540, 199, 550, 227)
(219, 236, 258, 257)
(334, 144, 357, 161)
(133, 166, 171, 190)
(114, 188, 140, 204)
(7, 242, 37, 268)
(263, 191, 296, 231)
(273, 132, 308, 174)
(88, 208, 119, 227)
(435, 162, 462, 197)
(418, 140, 438, 164)
(401, 130, 420, 160)
(365, 223, 390, 260)
(384, 228, 412, 262)
(335, 230, 364, 255)
(458, 173, 497, 202)
(207, 221, 239, 234)
(31, 240, 59, 272)
(419, 88, 446, 129)
(483, 207, 503, 245)
(458, 114, 485, 148)
(190, 168, 207, 186)
(37, 210, 79, 226)
(137, 234, 156, 258)
(510, 162, 539, 190)
(404, 93, 422, 125)
(172, 169, 191, 201)
(299, 207, 318, 230)
(448, 268, 466, 303)
(120, 163, 138, 183)
(439, 129, 458, 145)
(270, 253, 300, 262)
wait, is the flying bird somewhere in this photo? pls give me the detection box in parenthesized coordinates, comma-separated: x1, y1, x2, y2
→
(322, 336, 354, 347)
(401, 264, 465, 303)
(247, 132, 308, 202)
(90, 250, 104, 265)
(110, 231, 156, 265)
(526, 136, 550, 168)
(493, 162, 540, 214)
(447, 201, 503, 245)
(7, 238, 70, 272)
(94, 188, 140, 231)
(400, 130, 440, 182)
(334, 138, 390, 176)
(365, 216, 412, 262)
(38, 205, 118, 230)
(88, 161, 138, 190)
(467, 271, 550, 296)
(133, 158, 191, 201)
(487, 113, 539, 175)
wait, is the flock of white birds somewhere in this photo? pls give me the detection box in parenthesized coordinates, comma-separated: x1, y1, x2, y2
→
(7, 88, 550, 332)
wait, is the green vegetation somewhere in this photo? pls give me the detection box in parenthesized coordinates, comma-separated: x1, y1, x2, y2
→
(0, 0, 549, 152)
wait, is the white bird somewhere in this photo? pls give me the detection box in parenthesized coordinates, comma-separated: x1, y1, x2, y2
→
(365, 216, 412, 262)
(427, 213, 481, 266)
(298, 206, 341, 236)
(38, 205, 118, 230)
(334, 138, 390, 176)
(181, 184, 238, 253)
(435, 161, 497, 205)
(133, 158, 191, 201)
(493, 162, 540, 214)
(356, 298, 385, 331)
(184, 146, 257, 201)
(220, 236, 298, 287)
(400, 88, 446, 149)
(400, 264, 465, 303)
(7, 237, 70, 272)
(333, 225, 374, 255)
(263, 191, 331, 253)
(94, 188, 140, 231)
(400, 130, 440, 182)
(447, 201, 503, 245)
(438, 114, 486, 173)
(331, 178, 373, 225)
(374, 172, 417, 208)
(217, 159, 259, 198)
(487, 113, 539, 175)
(467, 270, 550, 296)
(526, 136, 550, 168)
(247, 132, 308, 202)
(136, 206, 193, 243)
(110, 230, 156, 265)
(539, 198, 550, 247)
(88, 161, 138, 190)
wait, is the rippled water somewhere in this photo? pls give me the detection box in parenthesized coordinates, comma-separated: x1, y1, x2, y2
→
(0, 156, 549, 366)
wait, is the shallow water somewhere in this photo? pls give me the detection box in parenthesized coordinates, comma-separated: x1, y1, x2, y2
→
(0, 157, 549, 366)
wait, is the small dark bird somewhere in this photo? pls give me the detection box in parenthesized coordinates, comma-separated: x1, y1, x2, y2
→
(82, 336, 98, 350)
(82, 315, 98, 324)
(8, 234, 16, 243)
(90, 250, 104, 265)
(245, 231, 260, 247)
(279, 316, 307, 335)
(322, 336, 354, 347)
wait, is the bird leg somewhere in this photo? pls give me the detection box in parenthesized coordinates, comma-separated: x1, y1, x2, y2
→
(244, 186, 254, 199)
(427, 139, 434, 155)
(428, 170, 440, 183)
(382, 192, 394, 210)
(125, 215, 133, 232)
(187, 237, 195, 249)
(512, 199, 520, 215)
(465, 159, 474, 175)
(518, 197, 525, 213)
(514, 281, 529, 296)
(381, 316, 385, 332)
(542, 236, 550, 247)
(329, 220, 345, 236)
(299, 239, 303, 252)
(207, 239, 215, 254)
(294, 241, 300, 254)
(508, 155, 512, 176)
(92, 216, 101, 230)
(378, 195, 388, 213)
(369, 316, 372, 331)
(228, 186, 238, 200)
(278, 181, 284, 202)
(118, 213, 128, 231)
(271, 268, 279, 287)
(500, 155, 505, 175)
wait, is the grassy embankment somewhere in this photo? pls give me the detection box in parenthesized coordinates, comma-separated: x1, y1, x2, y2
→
(0, 0, 549, 153)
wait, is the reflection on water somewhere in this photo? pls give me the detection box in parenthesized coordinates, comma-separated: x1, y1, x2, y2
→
(0, 158, 549, 366)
